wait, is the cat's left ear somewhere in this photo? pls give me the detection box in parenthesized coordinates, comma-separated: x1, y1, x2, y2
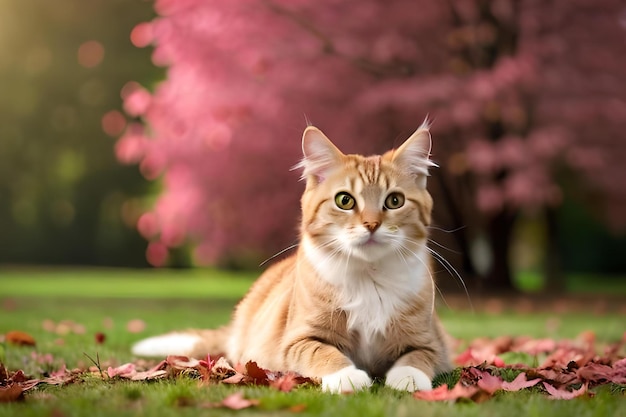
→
(294, 126, 344, 185)
(391, 124, 437, 188)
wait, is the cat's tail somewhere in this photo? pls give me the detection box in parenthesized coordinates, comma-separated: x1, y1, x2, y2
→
(131, 326, 230, 359)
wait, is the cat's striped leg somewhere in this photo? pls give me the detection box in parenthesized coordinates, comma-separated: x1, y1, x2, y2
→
(284, 336, 372, 393)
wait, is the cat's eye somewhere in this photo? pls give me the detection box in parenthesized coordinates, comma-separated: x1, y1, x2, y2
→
(335, 192, 356, 210)
(384, 192, 405, 210)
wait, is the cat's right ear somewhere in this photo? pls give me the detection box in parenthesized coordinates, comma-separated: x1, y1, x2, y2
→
(293, 126, 343, 185)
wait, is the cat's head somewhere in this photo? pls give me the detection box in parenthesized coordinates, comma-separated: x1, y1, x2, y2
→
(295, 123, 436, 263)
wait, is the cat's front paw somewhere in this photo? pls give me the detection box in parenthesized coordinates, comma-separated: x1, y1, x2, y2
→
(385, 366, 432, 392)
(322, 365, 372, 393)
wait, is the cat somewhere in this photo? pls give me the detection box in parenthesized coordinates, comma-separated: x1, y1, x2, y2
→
(132, 122, 453, 393)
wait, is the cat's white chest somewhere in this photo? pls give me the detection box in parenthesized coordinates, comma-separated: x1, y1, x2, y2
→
(303, 237, 429, 342)
(342, 257, 425, 342)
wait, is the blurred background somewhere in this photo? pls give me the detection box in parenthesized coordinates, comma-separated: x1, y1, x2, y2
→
(1, 0, 625, 294)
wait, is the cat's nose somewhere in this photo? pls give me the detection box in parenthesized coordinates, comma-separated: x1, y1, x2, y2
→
(364, 221, 381, 233)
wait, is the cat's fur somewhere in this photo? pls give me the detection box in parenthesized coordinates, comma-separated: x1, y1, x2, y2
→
(132, 123, 453, 393)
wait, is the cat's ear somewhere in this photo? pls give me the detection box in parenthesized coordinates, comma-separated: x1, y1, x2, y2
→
(391, 123, 437, 187)
(293, 126, 344, 184)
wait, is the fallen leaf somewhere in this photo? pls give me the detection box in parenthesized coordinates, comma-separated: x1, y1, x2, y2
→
(221, 373, 245, 385)
(19, 379, 41, 392)
(414, 383, 479, 402)
(5, 330, 36, 347)
(50, 365, 68, 378)
(0, 384, 23, 403)
(0, 362, 9, 383)
(165, 355, 199, 370)
(126, 319, 146, 333)
(454, 347, 504, 367)
(576, 362, 614, 384)
(612, 358, 626, 384)
(500, 372, 541, 392)
(42, 319, 56, 332)
(222, 392, 260, 409)
(475, 371, 502, 394)
(531, 367, 580, 386)
(147, 359, 168, 373)
(212, 357, 237, 379)
(542, 382, 588, 400)
(203, 392, 260, 410)
(198, 354, 215, 372)
(102, 317, 114, 329)
(72, 324, 86, 335)
(107, 363, 136, 379)
(245, 361, 269, 385)
(269, 373, 296, 392)
(288, 404, 308, 413)
(131, 369, 167, 381)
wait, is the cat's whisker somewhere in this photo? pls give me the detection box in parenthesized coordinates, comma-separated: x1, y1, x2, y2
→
(395, 235, 473, 313)
(427, 238, 460, 254)
(427, 225, 467, 234)
(397, 244, 437, 315)
(259, 242, 300, 267)
(425, 247, 474, 313)
(311, 239, 346, 273)
(395, 243, 434, 283)
(393, 246, 411, 270)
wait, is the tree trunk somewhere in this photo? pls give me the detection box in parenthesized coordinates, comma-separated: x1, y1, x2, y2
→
(432, 170, 477, 279)
(483, 210, 517, 293)
(544, 206, 565, 291)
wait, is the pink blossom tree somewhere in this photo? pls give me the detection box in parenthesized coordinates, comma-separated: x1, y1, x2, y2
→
(116, 0, 626, 289)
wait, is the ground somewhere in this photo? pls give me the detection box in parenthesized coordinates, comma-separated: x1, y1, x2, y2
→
(0, 268, 624, 416)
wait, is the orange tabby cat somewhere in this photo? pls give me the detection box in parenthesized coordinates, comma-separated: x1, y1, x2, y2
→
(132, 122, 453, 392)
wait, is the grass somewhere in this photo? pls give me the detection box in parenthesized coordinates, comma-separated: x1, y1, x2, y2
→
(1, 268, 624, 417)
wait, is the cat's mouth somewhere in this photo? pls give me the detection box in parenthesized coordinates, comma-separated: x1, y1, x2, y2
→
(356, 234, 380, 247)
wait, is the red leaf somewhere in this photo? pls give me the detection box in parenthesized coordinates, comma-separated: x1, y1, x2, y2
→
(501, 373, 542, 392)
(9, 370, 28, 383)
(203, 392, 260, 410)
(148, 359, 168, 373)
(476, 371, 503, 394)
(5, 331, 36, 347)
(533, 368, 580, 386)
(414, 383, 479, 402)
(221, 373, 245, 385)
(0, 384, 23, 403)
(268, 373, 302, 392)
(288, 404, 308, 413)
(576, 363, 614, 383)
(514, 338, 557, 355)
(454, 347, 504, 367)
(612, 358, 626, 384)
(95, 332, 106, 344)
(126, 319, 146, 333)
(107, 363, 136, 379)
(131, 369, 167, 381)
(165, 355, 199, 370)
(198, 354, 215, 372)
(198, 354, 215, 381)
(19, 379, 41, 392)
(542, 382, 588, 400)
(244, 361, 269, 385)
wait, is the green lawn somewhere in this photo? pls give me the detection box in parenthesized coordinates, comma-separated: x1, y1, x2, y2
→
(0, 268, 624, 417)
